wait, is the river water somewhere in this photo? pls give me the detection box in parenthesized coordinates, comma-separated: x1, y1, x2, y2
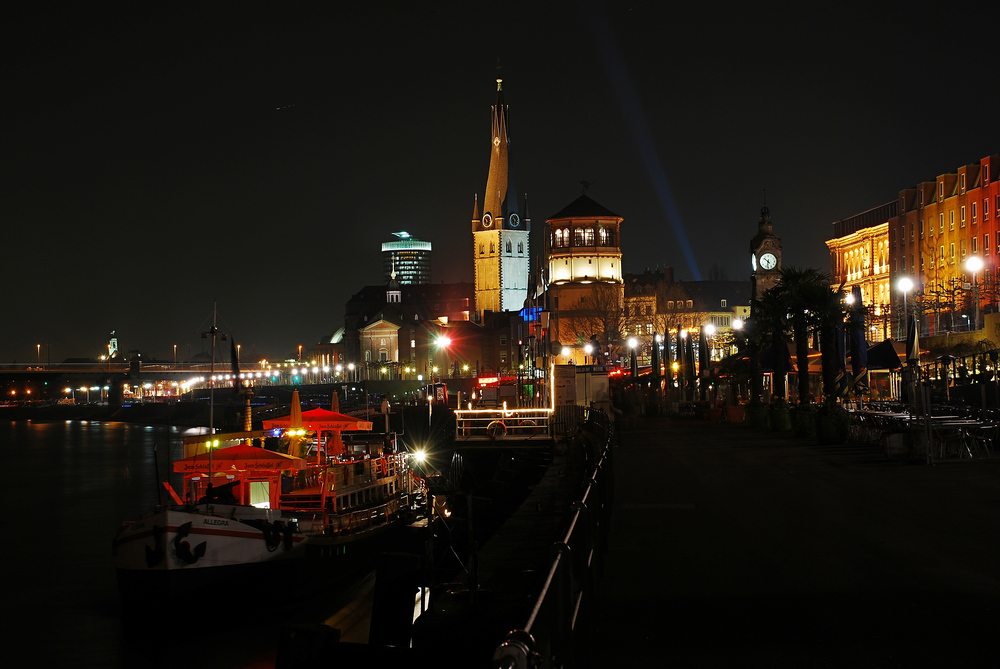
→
(0, 418, 330, 669)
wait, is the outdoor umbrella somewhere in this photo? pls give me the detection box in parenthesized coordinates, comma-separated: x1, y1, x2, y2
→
(651, 332, 662, 388)
(685, 332, 697, 398)
(906, 313, 920, 365)
(849, 285, 869, 395)
(173, 443, 306, 474)
(698, 326, 710, 399)
(834, 316, 848, 397)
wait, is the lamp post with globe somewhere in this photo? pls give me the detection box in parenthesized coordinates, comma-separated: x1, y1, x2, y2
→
(897, 277, 913, 340)
(965, 255, 983, 331)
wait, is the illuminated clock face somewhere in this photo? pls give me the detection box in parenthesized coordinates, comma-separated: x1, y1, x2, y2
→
(509, 213, 520, 227)
(760, 253, 777, 270)
(482, 213, 493, 228)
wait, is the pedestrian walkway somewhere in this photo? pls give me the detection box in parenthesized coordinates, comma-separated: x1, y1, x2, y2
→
(592, 415, 1000, 667)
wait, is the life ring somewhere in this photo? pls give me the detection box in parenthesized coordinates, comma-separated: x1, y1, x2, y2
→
(518, 419, 538, 434)
(487, 420, 507, 441)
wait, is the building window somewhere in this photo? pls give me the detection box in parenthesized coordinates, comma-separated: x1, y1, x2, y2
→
(920, 220, 924, 239)
(961, 174, 966, 192)
(985, 234, 990, 256)
(949, 210, 955, 231)
(365, 350, 372, 361)
(940, 182, 944, 200)
(929, 250, 934, 269)
(920, 254, 925, 271)
(939, 213, 944, 233)
(910, 224, 914, 242)
(961, 206, 966, 227)
(972, 237, 978, 253)
(645, 323, 653, 334)
(961, 240, 966, 260)
(563, 228, 570, 245)
(379, 349, 388, 362)
(411, 339, 416, 349)
(480, 244, 485, 254)
(500, 353, 507, 364)
(490, 242, 495, 253)
(985, 164, 990, 184)
(950, 243, 955, 263)
(667, 300, 674, 309)
(506, 239, 512, 253)
(599, 228, 609, 245)
(721, 299, 727, 307)
(554, 229, 563, 247)
(985, 199, 990, 220)
(518, 241, 523, 253)
(940, 245, 945, 263)
(902, 256, 906, 272)
(972, 202, 977, 224)
(920, 190, 924, 206)
(500, 336, 507, 346)
(686, 300, 693, 309)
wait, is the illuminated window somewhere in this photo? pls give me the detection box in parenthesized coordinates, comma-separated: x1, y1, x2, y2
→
(599, 228, 609, 245)
(686, 300, 693, 309)
(961, 206, 966, 227)
(972, 202, 977, 224)
(939, 214, 944, 233)
(961, 241, 966, 260)
(950, 243, 955, 262)
(721, 299, 727, 307)
(949, 210, 954, 230)
(985, 234, 990, 256)
(668, 300, 674, 309)
(554, 229, 563, 247)
(961, 174, 966, 192)
(972, 237, 978, 253)
(920, 219, 924, 238)
(480, 244, 485, 254)
(518, 241, 523, 253)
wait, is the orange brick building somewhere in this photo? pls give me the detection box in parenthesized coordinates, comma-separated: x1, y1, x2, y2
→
(828, 154, 1000, 338)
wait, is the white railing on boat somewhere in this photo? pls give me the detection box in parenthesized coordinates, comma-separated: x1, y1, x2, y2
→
(454, 408, 552, 442)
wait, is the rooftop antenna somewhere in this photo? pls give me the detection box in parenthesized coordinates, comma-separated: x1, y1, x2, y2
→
(580, 180, 595, 194)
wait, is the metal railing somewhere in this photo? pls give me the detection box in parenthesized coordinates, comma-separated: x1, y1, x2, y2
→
(454, 408, 553, 442)
(492, 408, 615, 668)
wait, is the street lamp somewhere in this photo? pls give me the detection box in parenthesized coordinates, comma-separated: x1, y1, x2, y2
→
(897, 277, 913, 340)
(704, 323, 716, 361)
(966, 255, 983, 331)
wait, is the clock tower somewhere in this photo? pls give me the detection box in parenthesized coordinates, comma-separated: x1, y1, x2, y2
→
(472, 77, 530, 320)
(750, 204, 782, 301)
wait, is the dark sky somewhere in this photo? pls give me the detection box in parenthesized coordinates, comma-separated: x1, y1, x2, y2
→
(6, 1, 998, 364)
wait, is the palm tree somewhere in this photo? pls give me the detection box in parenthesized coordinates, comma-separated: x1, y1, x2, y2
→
(776, 267, 835, 405)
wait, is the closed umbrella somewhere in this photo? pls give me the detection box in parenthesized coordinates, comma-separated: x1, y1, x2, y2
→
(905, 314, 920, 365)
(698, 326, 710, 400)
(849, 286, 869, 395)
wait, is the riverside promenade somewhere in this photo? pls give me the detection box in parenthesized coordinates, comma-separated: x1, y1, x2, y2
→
(593, 415, 999, 667)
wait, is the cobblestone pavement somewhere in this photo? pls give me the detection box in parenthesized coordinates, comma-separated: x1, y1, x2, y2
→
(592, 415, 1000, 668)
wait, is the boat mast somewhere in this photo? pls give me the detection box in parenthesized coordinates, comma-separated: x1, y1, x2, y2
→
(209, 301, 217, 478)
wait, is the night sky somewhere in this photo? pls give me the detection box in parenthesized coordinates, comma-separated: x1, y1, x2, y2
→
(7, 1, 998, 364)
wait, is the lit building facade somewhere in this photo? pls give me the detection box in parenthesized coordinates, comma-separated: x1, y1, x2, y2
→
(826, 202, 894, 342)
(471, 78, 530, 319)
(893, 154, 1000, 335)
(827, 154, 999, 338)
(545, 193, 624, 362)
(382, 232, 431, 285)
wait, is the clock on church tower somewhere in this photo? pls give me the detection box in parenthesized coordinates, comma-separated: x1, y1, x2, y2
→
(750, 204, 782, 302)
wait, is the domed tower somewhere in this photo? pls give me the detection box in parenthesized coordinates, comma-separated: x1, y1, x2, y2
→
(472, 77, 530, 319)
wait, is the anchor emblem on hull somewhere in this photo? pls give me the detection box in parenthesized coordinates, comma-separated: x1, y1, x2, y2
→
(173, 522, 207, 565)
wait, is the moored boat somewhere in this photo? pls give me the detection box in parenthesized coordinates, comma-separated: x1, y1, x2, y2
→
(113, 427, 417, 606)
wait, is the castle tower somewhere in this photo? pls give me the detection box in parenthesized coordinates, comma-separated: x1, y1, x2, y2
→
(545, 193, 624, 359)
(472, 77, 530, 319)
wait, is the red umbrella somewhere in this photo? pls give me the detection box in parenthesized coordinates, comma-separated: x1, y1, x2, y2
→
(173, 443, 306, 473)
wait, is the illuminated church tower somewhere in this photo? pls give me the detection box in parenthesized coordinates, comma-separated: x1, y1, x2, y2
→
(472, 78, 530, 319)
